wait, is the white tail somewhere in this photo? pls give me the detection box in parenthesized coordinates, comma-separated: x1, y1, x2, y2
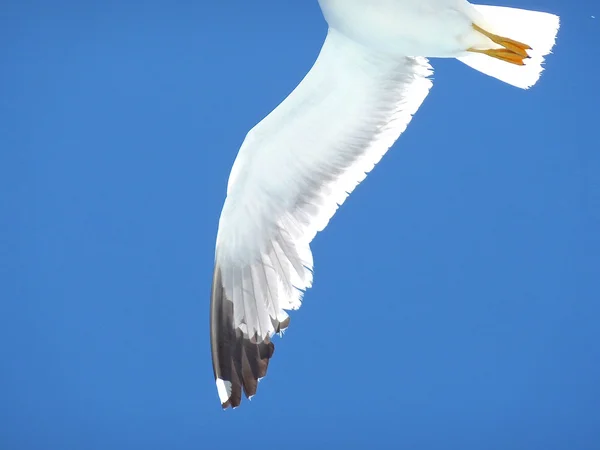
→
(459, 4, 560, 89)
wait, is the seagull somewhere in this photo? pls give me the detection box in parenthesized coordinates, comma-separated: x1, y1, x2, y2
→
(210, 0, 559, 409)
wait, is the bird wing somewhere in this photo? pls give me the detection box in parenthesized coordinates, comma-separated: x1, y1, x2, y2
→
(211, 28, 433, 408)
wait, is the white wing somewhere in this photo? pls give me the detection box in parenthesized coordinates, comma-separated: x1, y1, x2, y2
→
(210, 28, 433, 408)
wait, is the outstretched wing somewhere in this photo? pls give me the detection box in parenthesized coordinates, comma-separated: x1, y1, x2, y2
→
(211, 28, 433, 408)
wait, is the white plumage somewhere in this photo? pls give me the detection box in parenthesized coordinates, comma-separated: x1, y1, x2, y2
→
(210, 0, 559, 408)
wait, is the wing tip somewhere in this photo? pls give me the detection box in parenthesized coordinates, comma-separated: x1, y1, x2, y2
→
(210, 262, 283, 410)
(216, 378, 232, 406)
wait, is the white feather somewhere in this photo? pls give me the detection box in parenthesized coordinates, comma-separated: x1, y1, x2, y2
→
(216, 28, 433, 340)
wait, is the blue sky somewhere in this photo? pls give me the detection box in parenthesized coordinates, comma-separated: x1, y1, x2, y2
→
(2, 1, 599, 449)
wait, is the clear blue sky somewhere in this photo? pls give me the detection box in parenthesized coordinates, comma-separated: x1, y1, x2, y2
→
(2, 1, 599, 449)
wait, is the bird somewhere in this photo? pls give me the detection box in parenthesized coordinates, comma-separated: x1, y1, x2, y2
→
(210, 0, 559, 409)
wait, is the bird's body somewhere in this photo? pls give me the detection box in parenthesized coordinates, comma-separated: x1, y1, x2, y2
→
(210, 0, 560, 408)
(319, 0, 481, 56)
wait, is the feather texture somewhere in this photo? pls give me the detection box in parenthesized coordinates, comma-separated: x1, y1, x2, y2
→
(211, 28, 433, 408)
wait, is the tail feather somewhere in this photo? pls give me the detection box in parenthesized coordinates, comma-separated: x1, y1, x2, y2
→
(459, 5, 560, 89)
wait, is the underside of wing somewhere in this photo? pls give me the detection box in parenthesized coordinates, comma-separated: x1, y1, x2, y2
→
(211, 28, 433, 408)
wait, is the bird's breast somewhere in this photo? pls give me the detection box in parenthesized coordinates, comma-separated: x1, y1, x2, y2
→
(318, 0, 476, 57)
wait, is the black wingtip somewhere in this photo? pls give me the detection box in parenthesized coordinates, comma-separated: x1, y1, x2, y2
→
(210, 264, 283, 409)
